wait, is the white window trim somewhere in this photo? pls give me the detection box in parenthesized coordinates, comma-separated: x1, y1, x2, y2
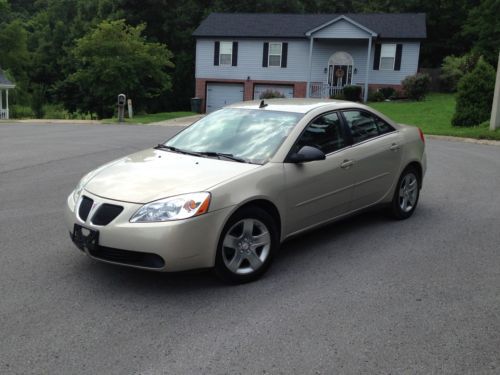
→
(219, 41, 233, 66)
(379, 43, 396, 71)
(268, 42, 282, 68)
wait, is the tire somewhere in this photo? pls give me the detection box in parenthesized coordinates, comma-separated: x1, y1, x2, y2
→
(214, 206, 279, 284)
(389, 167, 420, 220)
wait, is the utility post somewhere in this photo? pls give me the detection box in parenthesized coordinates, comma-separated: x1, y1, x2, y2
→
(491, 52, 500, 130)
(117, 94, 126, 123)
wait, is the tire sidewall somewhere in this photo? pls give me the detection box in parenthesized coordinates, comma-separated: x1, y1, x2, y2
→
(391, 167, 420, 220)
(214, 206, 279, 284)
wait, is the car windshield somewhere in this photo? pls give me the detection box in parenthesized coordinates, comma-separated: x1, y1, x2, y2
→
(164, 108, 302, 164)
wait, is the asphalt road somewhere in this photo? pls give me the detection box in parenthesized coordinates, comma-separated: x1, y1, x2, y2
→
(1, 123, 499, 374)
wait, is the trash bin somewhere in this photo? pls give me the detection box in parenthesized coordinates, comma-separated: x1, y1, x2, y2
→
(190, 97, 202, 114)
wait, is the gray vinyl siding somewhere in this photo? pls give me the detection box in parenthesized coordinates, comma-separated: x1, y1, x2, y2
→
(196, 39, 310, 81)
(312, 19, 372, 39)
(369, 40, 420, 84)
(196, 38, 420, 86)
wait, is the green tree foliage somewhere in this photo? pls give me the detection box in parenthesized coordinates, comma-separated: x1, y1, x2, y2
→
(61, 19, 173, 118)
(439, 53, 478, 92)
(463, 0, 500, 65)
(452, 57, 496, 127)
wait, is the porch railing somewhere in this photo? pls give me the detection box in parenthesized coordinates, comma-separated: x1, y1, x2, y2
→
(309, 83, 364, 100)
(0, 109, 8, 120)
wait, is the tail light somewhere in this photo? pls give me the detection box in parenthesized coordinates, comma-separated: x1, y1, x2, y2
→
(418, 128, 425, 144)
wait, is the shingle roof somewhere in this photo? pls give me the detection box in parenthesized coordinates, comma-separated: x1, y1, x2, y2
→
(0, 69, 15, 87)
(193, 13, 426, 39)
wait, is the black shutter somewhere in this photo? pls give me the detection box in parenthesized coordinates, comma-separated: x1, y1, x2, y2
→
(281, 42, 288, 68)
(232, 42, 238, 66)
(214, 41, 220, 66)
(394, 44, 403, 71)
(373, 43, 381, 70)
(262, 42, 269, 67)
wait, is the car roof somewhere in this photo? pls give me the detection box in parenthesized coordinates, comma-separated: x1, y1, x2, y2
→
(227, 98, 370, 114)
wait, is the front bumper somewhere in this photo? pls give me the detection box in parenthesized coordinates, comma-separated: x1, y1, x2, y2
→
(65, 190, 233, 272)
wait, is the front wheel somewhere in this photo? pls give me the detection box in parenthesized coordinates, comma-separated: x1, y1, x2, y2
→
(389, 167, 420, 220)
(214, 207, 279, 284)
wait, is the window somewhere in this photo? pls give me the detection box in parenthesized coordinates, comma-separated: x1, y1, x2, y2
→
(219, 42, 233, 66)
(268, 43, 282, 67)
(293, 112, 347, 155)
(380, 44, 396, 70)
(342, 110, 395, 144)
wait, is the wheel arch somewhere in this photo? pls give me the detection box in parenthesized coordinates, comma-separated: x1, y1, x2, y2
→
(404, 161, 423, 187)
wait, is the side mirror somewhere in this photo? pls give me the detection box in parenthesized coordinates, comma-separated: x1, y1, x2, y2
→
(288, 146, 326, 163)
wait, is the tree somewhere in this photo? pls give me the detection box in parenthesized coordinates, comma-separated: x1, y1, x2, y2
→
(463, 0, 500, 65)
(61, 19, 174, 118)
(452, 57, 496, 127)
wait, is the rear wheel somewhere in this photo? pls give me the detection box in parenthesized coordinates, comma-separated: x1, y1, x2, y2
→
(214, 207, 278, 284)
(389, 167, 420, 220)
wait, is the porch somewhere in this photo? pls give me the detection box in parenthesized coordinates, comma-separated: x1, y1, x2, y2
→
(0, 69, 15, 120)
(309, 82, 365, 99)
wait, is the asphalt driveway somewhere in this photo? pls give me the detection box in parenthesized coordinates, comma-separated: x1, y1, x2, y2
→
(1, 123, 499, 374)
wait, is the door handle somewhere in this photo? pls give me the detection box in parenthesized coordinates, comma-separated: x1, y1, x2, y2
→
(389, 143, 400, 151)
(340, 159, 354, 169)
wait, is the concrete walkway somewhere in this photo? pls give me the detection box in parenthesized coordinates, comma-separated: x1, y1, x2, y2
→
(147, 114, 204, 126)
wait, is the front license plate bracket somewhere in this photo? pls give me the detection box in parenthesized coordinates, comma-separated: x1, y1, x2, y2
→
(72, 224, 99, 252)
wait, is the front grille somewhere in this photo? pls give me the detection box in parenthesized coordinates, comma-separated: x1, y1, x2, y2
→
(91, 204, 124, 226)
(78, 196, 93, 221)
(88, 246, 165, 269)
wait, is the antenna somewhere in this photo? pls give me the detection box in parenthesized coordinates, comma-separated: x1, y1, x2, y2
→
(259, 100, 268, 109)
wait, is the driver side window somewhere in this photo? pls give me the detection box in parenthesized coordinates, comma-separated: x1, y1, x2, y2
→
(293, 112, 347, 155)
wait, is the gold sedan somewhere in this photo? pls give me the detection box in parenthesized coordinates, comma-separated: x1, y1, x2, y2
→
(66, 99, 426, 283)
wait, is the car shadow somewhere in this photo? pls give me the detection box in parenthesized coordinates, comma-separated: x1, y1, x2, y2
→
(73, 206, 405, 295)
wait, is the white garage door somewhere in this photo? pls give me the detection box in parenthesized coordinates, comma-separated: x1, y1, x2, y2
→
(206, 83, 244, 113)
(254, 84, 294, 99)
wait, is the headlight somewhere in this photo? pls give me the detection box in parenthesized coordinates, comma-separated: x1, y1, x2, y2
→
(130, 192, 211, 222)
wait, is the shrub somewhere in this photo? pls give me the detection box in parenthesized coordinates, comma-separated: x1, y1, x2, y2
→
(330, 93, 345, 100)
(43, 104, 70, 119)
(259, 90, 285, 99)
(440, 54, 478, 92)
(379, 87, 396, 100)
(11, 105, 34, 119)
(452, 56, 496, 127)
(368, 91, 385, 102)
(401, 73, 431, 101)
(342, 85, 362, 101)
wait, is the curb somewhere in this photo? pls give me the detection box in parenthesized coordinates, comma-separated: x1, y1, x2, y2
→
(426, 134, 500, 147)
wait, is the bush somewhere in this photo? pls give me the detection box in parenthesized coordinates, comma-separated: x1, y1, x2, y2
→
(330, 93, 345, 100)
(401, 73, 431, 101)
(368, 91, 385, 102)
(452, 57, 496, 127)
(379, 87, 396, 100)
(259, 89, 285, 99)
(43, 104, 70, 119)
(10, 105, 34, 119)
(440, 54, 478, 92)
(342, 85, 362, 101)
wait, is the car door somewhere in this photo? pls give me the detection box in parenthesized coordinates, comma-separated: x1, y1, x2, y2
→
(284, 112, 355, 235)
(341, 109, 403, 210)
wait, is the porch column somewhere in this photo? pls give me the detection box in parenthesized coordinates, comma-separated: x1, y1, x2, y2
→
(364, 37, 372, 102)
(306, 37, 314, 98)
(0, 90, 3, 111)
(6, 89, 9, 119)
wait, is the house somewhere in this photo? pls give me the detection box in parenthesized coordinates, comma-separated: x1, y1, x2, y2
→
(193, 13, 426, 113)
(0, 68, 15, 120)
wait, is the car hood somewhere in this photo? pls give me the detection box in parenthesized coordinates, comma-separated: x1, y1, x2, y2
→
(84, 148, 260, 203)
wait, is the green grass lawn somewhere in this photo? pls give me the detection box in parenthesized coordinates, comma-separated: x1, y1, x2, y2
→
(369, 93, 500, 141)
(104, 111, 196, 124)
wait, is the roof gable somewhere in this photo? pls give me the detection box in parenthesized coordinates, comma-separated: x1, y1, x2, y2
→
(306, 15, 377, 38)
(193, 13, 427, 39)
(0, 69, 15, 88)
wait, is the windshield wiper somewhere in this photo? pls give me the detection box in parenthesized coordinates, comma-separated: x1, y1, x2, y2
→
(198, 151, 249, 163)
(154, 144, 203, 157)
